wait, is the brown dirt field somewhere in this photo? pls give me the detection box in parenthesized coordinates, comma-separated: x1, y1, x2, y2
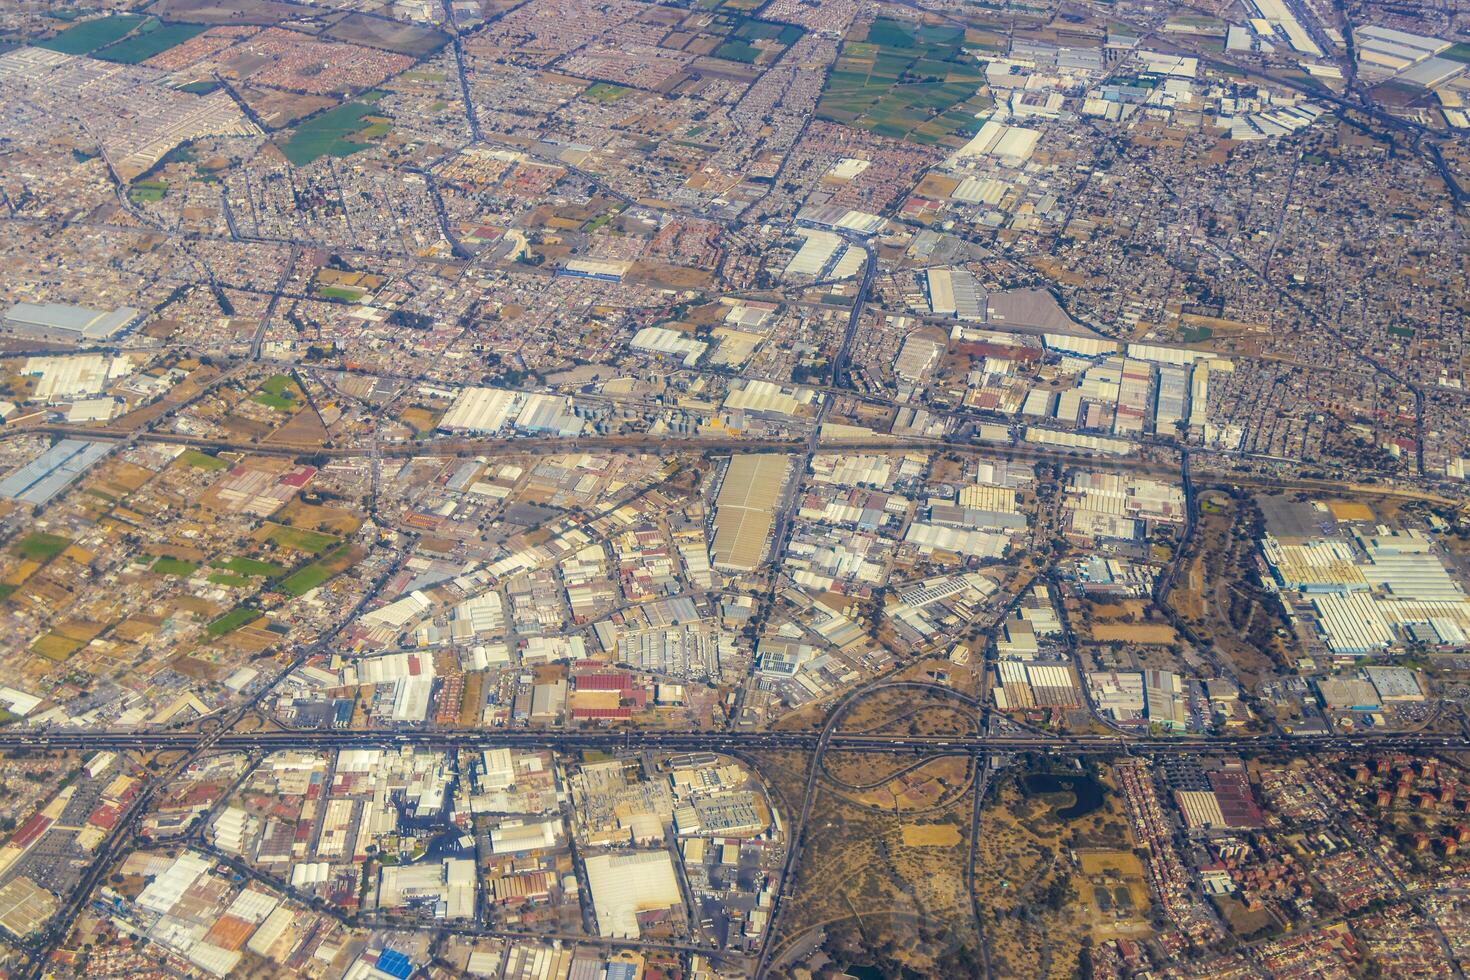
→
(1088, 623, 1178, 644)
(265, 407, 328, 446)
(1327, 500, 1374, 521)
(1216, 896, 1274, 937)
(914, 173, 960, 198)
(3, 561, 39, 587)
(1088, 599, 1148, 619)
(323, 12, 447, 57)
(628, 261, 711, 289)
(148, 0, 314, 23)
(772, 778, 979, 974)
(219, 622, 278, 653)
(221, 417, 273, 442)
(275, 501, 361, 535)
(243, 87, 337, 129)
(401, 407, 440, 433)
(168, 655, 221, 680)
(1178, 312, 1267, 337)
(31, 633, 81, 661)
(901, 822, 962, 846)
(855, 756, 971, 812)
(1079, 850, 1143, 877)
(53, 620, 106, 642)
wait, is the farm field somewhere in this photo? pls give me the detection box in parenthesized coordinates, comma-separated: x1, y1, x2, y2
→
(251, 373, 301, 411)
(95, 20, 207, 63)
(817, 17, 990, 145)
(280, 96, 390, 166)
(13, 533, 71, 562)
(36, 14, 147, 54)
(262, 523, 340, 555)
(206, 606, 263, 638)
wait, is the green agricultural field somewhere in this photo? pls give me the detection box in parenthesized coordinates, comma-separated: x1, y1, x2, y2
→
(95, 20, 207, 63)
(734, 19, 802, 45)
(206, 607, 262, 638)
(816, 16, 990, 145)
(151, 557, 199, 577)
(213, 556, 286, 577)
(266, 525, 339, 555)
(278, 563, 334, 596)
(181, 450, 230, 471)
(716, 39, 760, 63)
(252, 390, 295, 410)
(32, 633, 83, 662)
(251, 373, 299, 410)
(281, 101, 389, 167)
(37, 13, 146, 54)
(261, 374, 295, 397)
(584, 83, 631, 103)
(278, 545, 352, 596)
(207, 572, 252, 588)
(14, 533, 70, 561)
(317, 285, 365, 301)
(129, 180, 168, 204)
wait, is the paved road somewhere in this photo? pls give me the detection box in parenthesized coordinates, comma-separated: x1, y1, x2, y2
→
(3, 727, 1467, 755)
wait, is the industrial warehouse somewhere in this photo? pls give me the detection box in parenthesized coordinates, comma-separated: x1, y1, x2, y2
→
(1261, 516, 1470, 656)
(712, 454, 791, 573)
(2, 302, 138, 343)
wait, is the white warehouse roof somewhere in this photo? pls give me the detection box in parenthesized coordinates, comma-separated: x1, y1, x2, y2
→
(584, 850, 681, 938)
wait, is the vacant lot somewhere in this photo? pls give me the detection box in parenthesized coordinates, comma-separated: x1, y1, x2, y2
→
(324, 12, 448, 57)
(1089, 623, 1178, 644)
(901, 822, 962, 847)
(146, 0, 314, 24)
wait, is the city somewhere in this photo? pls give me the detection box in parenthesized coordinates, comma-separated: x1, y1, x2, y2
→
(0, 0, 1465, 977)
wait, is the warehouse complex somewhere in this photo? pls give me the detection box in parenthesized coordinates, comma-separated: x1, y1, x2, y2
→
(712, 454, 790, 573)
(1262, 521, 1470, 655)
(2, 302, 138, 343)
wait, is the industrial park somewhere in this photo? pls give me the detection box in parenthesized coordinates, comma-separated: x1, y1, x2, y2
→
(0, 0, 1465, 977)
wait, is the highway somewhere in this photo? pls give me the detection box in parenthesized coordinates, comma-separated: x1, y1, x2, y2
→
(7, 414, 1459, 509)
(7, 727, 1470, 756)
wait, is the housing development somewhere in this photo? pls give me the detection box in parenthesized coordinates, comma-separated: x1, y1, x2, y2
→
(0, 0, 1464, 977)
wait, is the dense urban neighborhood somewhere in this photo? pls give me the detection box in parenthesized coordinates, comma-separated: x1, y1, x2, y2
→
(0, 0, 1465, 976)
